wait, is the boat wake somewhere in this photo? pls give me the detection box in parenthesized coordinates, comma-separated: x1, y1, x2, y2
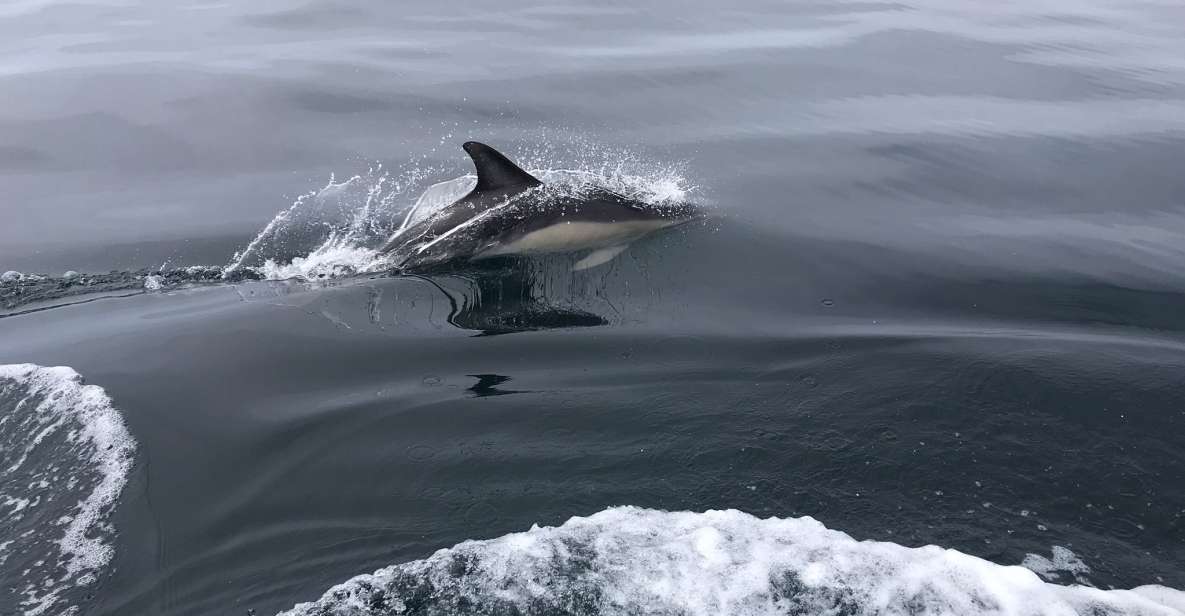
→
(0, 364, 137, 616)
(281, 506, 1183, 616)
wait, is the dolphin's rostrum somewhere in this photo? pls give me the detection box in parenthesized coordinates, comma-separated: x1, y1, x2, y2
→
(381, 142, 695, 272)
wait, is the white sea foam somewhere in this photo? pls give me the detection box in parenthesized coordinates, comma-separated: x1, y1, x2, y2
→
(0, 364, 137, 616)
(1022, 546, 1093, 586)
(257, 241, 387, 282)
(281, 506, 1183, 616)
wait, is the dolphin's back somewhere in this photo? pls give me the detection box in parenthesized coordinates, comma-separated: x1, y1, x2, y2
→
(380, 141, 542, 255)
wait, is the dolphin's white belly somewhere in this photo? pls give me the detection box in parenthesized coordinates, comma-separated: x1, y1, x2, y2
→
(478, 220, 677, 257)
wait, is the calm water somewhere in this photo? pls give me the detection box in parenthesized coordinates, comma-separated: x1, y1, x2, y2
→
(2, 1, 1185, 615)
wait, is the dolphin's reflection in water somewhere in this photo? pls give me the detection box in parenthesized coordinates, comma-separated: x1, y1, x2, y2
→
(466, 374, 528, 397)
(403, 259, 608, 336)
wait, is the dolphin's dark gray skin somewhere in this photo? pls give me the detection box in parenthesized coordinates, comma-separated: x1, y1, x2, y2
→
(381, 141, 695, 272)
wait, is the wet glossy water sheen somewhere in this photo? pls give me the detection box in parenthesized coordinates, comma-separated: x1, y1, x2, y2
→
(2, 1, 1185, 614)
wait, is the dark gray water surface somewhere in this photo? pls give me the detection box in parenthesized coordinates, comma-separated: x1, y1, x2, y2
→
(2, 1, 1185, 615)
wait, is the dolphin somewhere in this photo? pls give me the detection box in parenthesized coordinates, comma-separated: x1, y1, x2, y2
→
(380, 142, 695, 272)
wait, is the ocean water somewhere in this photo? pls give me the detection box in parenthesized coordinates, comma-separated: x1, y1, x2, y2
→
(2, 0, 1185, 614)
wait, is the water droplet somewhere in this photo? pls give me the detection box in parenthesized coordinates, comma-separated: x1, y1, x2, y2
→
(422, 376, 441, 386)
(821, 298, 835, 307)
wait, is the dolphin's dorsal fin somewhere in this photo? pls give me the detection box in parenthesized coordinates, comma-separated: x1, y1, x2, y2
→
(463, 141, 542, 192)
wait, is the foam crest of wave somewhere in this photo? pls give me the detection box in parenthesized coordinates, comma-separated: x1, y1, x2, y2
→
(0, 364, 137, 616)
(280, 506, 1183, 616)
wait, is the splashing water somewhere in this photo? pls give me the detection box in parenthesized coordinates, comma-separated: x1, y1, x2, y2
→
(225, 143, 695, 282)
(0, 143, 695, 310)
(222, 165, 434, 280)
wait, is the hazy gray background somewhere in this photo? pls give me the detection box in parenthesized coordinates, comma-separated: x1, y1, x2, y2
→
(3, 0, 1185, 281)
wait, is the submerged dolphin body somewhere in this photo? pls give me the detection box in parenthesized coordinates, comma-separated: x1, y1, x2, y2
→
(380, 142, 695, 272)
